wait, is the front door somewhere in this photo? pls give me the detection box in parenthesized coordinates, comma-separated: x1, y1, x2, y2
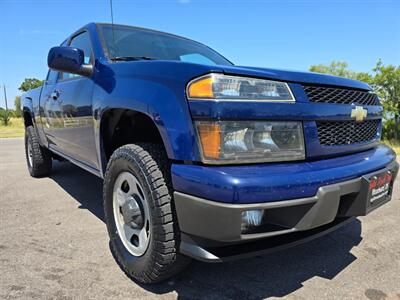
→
(47, 31, 98, 169)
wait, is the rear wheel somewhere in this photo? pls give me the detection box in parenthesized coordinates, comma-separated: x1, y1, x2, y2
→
(103, 143, 190, 283)
(25, 126, 52, 177)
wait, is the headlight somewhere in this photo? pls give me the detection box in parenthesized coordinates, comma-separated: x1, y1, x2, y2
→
(195, 121, 305, 164)
(187, 73, 294, 102)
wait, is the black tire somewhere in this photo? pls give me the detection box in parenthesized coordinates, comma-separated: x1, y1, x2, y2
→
(25, 126, 52, 177)
(103, 143, 190, 283)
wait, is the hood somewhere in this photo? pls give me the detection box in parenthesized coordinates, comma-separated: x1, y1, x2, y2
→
(106, 60, 371, 91)
(220, 65, 371, 90)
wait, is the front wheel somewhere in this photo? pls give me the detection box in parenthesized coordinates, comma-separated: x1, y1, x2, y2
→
(103, 144, 190, 283)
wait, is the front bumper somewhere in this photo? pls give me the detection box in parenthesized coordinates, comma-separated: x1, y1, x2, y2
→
(173, 152, 398, 262)
(172, 145, 396, 204)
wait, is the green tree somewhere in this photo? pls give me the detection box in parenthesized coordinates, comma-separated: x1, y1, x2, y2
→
(14, 96, 22, 118)
(372, 60, 400, 141)
(0, 109, 11, 126)
(18, 78, 44, 92)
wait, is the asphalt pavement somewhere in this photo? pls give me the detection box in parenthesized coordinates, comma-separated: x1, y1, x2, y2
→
(1, 138, 399, 300)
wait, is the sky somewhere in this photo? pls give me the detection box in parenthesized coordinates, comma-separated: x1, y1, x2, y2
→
(0, 0, 399, 108)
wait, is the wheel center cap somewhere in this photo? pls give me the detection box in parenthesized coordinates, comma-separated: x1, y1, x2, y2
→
(121, 196, 143, 228)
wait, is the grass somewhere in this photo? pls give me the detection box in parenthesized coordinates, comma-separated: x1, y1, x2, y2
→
(0, 117, 24, 138)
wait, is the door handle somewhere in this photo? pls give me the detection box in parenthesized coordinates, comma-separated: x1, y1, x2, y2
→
(50, 90, 60, 100)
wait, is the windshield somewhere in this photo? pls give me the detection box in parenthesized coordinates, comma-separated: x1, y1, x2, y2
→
(98, 24, 233, 66)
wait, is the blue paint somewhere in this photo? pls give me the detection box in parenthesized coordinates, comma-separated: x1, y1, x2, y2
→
(47, 46, 85, 73)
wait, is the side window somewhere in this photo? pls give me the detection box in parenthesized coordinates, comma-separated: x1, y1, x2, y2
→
(46, 69, 59, 84)
(60, 31, 92, 80)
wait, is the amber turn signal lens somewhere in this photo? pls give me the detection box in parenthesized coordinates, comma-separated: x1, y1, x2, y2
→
(187, 76, 214, 98)
(196, 123, 221, 159)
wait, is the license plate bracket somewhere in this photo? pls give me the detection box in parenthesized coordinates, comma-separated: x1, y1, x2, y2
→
(362, 169, 395, 215)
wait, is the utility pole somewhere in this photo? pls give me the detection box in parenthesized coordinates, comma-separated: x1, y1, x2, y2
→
(3, 84, 8, 111)
(2, 84, 9, 125)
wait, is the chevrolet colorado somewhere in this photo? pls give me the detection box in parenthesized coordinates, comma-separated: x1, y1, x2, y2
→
(22, 23, 398, 283)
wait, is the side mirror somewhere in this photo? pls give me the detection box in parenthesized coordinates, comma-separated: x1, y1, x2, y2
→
(47, 46, 92, 77)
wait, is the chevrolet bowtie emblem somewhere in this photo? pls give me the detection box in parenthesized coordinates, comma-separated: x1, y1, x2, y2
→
(351, 106, 368, 122)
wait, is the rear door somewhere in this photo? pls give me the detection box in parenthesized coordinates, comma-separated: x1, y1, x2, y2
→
(41, 69, 61, 148)
(47, 31, 98, 169)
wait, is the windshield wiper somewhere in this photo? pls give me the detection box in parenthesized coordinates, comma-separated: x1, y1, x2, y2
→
(110, 56, 158, 61)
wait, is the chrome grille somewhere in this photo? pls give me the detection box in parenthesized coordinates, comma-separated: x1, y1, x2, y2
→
(303, 85, 379, 106)
(316, 120, 380, 146)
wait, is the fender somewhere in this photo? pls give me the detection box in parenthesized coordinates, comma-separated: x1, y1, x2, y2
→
(22, 95, 34, 125)
(92, 61, 211, 175)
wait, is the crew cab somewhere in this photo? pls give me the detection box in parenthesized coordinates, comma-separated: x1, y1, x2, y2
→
(22, 23, 398, 283)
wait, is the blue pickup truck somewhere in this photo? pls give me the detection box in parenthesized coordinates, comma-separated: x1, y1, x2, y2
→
(22, 23, 398, 283)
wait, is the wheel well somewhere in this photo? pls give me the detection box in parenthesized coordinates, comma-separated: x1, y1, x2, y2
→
(101, 109, 166, 161)
(23, 111, 33, 128)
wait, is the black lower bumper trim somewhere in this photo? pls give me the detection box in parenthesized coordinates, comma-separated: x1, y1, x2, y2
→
(180, 217, 354, 262)
(174, 161, 398, 243)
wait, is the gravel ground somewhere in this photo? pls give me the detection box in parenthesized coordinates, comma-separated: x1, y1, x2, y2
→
(1, 138, 399, 300)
